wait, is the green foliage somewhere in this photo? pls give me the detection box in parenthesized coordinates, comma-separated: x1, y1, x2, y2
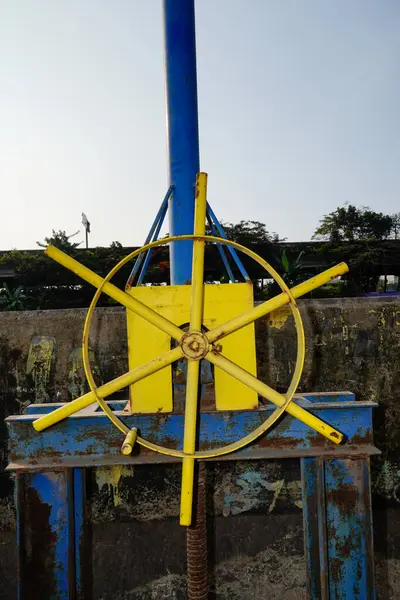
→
(1, 213, 399, 310)
(261, 248, 314, 300)
(0, 283, 32, 311)
(281, 248, 289, 272)
(311, 205, 400, 296)
(0, 246, 130, 310)
(280, 249, 308, 286)
(313, 204, 394, 242)
(308, 280, 346, 299)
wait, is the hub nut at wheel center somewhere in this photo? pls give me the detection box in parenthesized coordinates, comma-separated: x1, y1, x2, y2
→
(180, 331, 209, 360)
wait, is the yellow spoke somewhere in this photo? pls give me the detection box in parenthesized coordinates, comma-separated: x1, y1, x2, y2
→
(180, 172, 207, 527)
(207, 263, 348, 344)
(207, 352, 343, 444)
(180, 360, 201, 525)
(33, 346, 183, 432)
(46, 245, 184, 342)
(189, 172, 207, 331)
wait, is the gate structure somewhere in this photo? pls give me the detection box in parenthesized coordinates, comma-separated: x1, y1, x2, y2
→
(6, 1, 378, 598)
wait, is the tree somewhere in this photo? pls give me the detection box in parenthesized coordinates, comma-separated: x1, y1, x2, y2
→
(36, 230, 82, 252)
(313, 205, 393, 242)
(390, 213, 400, 240)
(219, 220, 283, 245)
(361, 209, 393, 240)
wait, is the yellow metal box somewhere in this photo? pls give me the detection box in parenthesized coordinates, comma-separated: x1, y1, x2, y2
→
(126, 283, 258, 412)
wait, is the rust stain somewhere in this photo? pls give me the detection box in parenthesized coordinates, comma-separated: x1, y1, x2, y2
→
(329, 556, 344, 589)
(327, 484, 359, 514)
(257, 434, 305, 450)
(24, 486, 58, 597)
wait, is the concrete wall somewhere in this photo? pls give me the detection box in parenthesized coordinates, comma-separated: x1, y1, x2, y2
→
(0, 298, 399, 599)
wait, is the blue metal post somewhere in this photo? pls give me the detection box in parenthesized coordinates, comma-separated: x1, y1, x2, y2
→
(15, 467, 88, 600)
(301, 457, 376, 599)
(16, 470, 73, 600)
(163, 0, 200, 284)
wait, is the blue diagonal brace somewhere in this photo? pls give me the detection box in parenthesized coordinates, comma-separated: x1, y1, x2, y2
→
(206, 203, 250, 281)
(206, 211, 235, 282)
(126, 186, 173, 289)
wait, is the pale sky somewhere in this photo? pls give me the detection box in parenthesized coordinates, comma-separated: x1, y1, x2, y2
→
(0, 1, 399, 250)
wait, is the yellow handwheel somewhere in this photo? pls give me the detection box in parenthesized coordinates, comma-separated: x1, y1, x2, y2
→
(81, 174, 343, 525)
(33, 173, 348, 526)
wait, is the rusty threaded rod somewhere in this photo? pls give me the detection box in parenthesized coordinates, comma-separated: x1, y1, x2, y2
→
(186, 461, 208, 599)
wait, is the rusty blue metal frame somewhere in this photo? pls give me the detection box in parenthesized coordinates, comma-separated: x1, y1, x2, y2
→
(7, 392, 378, 598)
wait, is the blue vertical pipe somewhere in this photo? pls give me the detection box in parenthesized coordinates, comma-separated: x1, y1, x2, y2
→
(163, 0, 200, 284)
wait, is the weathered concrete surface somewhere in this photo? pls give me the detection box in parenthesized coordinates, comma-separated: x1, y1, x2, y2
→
(1, 298, 400, 598)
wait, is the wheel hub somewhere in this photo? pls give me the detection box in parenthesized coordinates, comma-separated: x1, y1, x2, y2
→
(180, 331, 209, 360)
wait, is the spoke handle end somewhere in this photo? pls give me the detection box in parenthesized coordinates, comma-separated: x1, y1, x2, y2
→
(121, 428, 138, 455)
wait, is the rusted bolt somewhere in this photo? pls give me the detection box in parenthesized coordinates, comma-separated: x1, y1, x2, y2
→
(189, 341, 200, 351)
(214, 344, 222, 353)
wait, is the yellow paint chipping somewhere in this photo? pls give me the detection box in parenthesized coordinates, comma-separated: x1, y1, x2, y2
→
(268, 306, 291, 329)
(95, 465, 132, 507)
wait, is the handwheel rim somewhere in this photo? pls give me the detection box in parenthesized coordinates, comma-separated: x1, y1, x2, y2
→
(82, 234, 305, 459)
